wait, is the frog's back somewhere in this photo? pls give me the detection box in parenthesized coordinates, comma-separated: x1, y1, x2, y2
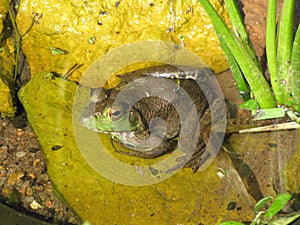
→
(114, 65, 211, 135)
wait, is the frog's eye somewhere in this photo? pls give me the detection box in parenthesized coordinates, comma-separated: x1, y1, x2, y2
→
(109, 107, 123, 120)
(110, 109, 121, 117)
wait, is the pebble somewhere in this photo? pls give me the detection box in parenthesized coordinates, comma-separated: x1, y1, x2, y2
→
(37, 174, 49, 183)
(16, 151, 26, 158)
(33, 159, 41, 167)
(24, 196, 35, 203)
(17, 130, 23, 136)
(26, 186, 34, 196)
(30, 200, 42, 210)
(0, 117, 81, 224)
(0, 145, 9, 151)
(29, 147, 39, 153)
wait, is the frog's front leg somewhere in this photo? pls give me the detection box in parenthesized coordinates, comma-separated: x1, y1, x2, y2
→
(112, 138, 178, 158)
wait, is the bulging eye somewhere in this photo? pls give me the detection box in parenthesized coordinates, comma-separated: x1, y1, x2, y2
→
(110, 109, 121, 117)
(109, 106, 123, 120)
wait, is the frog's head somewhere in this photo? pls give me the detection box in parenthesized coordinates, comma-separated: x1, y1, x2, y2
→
(80, 92, 146, 134)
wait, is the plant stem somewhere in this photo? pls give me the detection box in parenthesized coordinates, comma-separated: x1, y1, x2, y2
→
(6, 0, 21, 82)
(217, 31, 250, 100)
(290, 25, 300, 111)
(224, 0, 260, 68)
(266, 0, 279, 100)
(277, 0, 296, 105)
(199, 0, 276, 108)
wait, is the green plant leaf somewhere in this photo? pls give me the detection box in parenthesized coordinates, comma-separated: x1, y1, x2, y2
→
(224, 0, 260, 68)
(6, 0, 21, 81)
(266, 0, 279, 99)
(250, 211, 265, 225)
(219, 222, 245, 225)
(290, 25, 300, 112)
(82, 222, 93, 225)
(264, 193, 292, 221)
(239, 99, 259, 110)
(276, 0, 296, 105)
(217, 35, 250, 100)
(50, 47, 69, 55)
(269, 212, 300, 225)
(253, 108, 285, 120)
(254, 196, 273, 214)
(199, 0, 276, 109)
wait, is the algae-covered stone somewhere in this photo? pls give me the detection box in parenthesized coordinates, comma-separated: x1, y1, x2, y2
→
(18, 73, 256, 224)
(16, 0, 230, 80)
(282, 131, 300, 193)
(0, 2, 16, 117)
(228, 131, 299, 198)
(0, 50, 16, 117)
(0, 1, 8, 33)
(0, 76, 15, 117)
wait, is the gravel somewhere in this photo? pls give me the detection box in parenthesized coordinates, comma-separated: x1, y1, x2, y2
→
(0, 115, 81, 225)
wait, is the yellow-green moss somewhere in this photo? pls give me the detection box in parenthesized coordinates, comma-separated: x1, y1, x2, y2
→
(17, 0, 230, 81)
(0, 76, 15, 117)
(18, 73, 256, 224)
(0, 6, 16, 117)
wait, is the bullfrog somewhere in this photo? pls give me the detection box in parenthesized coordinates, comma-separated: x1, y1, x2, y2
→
(79, 65, 230, 172)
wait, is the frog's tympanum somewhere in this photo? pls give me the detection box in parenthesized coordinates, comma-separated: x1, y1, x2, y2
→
(79, 65, 229, 172)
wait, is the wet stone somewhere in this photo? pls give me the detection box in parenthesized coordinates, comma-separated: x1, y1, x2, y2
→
(0, 145, 9, 151)
(24, 196, 35, 203)
(29, 147, 39, 153)
(37, 174, 49, 183)
(16, 151, 26, 158)
(0, 116, 81, 224)
(26, 186, 34, 196)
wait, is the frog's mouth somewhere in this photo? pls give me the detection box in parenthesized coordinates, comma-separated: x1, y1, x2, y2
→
(79, 115, 120, 132)
(79, 115, 99, 132)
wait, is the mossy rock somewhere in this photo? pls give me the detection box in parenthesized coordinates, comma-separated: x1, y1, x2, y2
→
(18, 73, 257, 224)
(16, 0, 230, 81)
(0, 2, 16, 117)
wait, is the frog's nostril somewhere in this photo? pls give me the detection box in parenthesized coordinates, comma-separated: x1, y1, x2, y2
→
(93, 112, 101, 118)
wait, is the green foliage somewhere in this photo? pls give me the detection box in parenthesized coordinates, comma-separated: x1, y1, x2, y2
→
(199, 0, 300, 116)
(239, 99, 259, 111)
(267, 0, 300, 112)
(264, 194, 291, 221)
(254, 196, 273, 214)
(82, 222, 92, 225)
(220, 193, 300, 225)
(220, 222, 245, 225)
(198, 0, 276, 109)
(5, 0, 35, 83)
(252, 108, 286, 121)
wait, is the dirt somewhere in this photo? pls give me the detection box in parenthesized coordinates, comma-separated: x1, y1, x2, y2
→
(0, 116, 81, 224)
(0, 0, 297, 224)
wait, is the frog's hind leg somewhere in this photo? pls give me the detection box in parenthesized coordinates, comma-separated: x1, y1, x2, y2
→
(145, 65, 213, 82)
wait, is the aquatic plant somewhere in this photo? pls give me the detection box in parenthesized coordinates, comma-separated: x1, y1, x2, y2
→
(199, 0, 300, 119)
(220, 193, 300, 225)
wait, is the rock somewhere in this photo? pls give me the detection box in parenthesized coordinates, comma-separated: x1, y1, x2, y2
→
(0, 2, 17, 117)
(0, 76, 16, 117)
(15, 151, 26, 158)
(16, 0, 230, 81)
(282, 131, 300, 193)
(18, 72, 256, 224)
